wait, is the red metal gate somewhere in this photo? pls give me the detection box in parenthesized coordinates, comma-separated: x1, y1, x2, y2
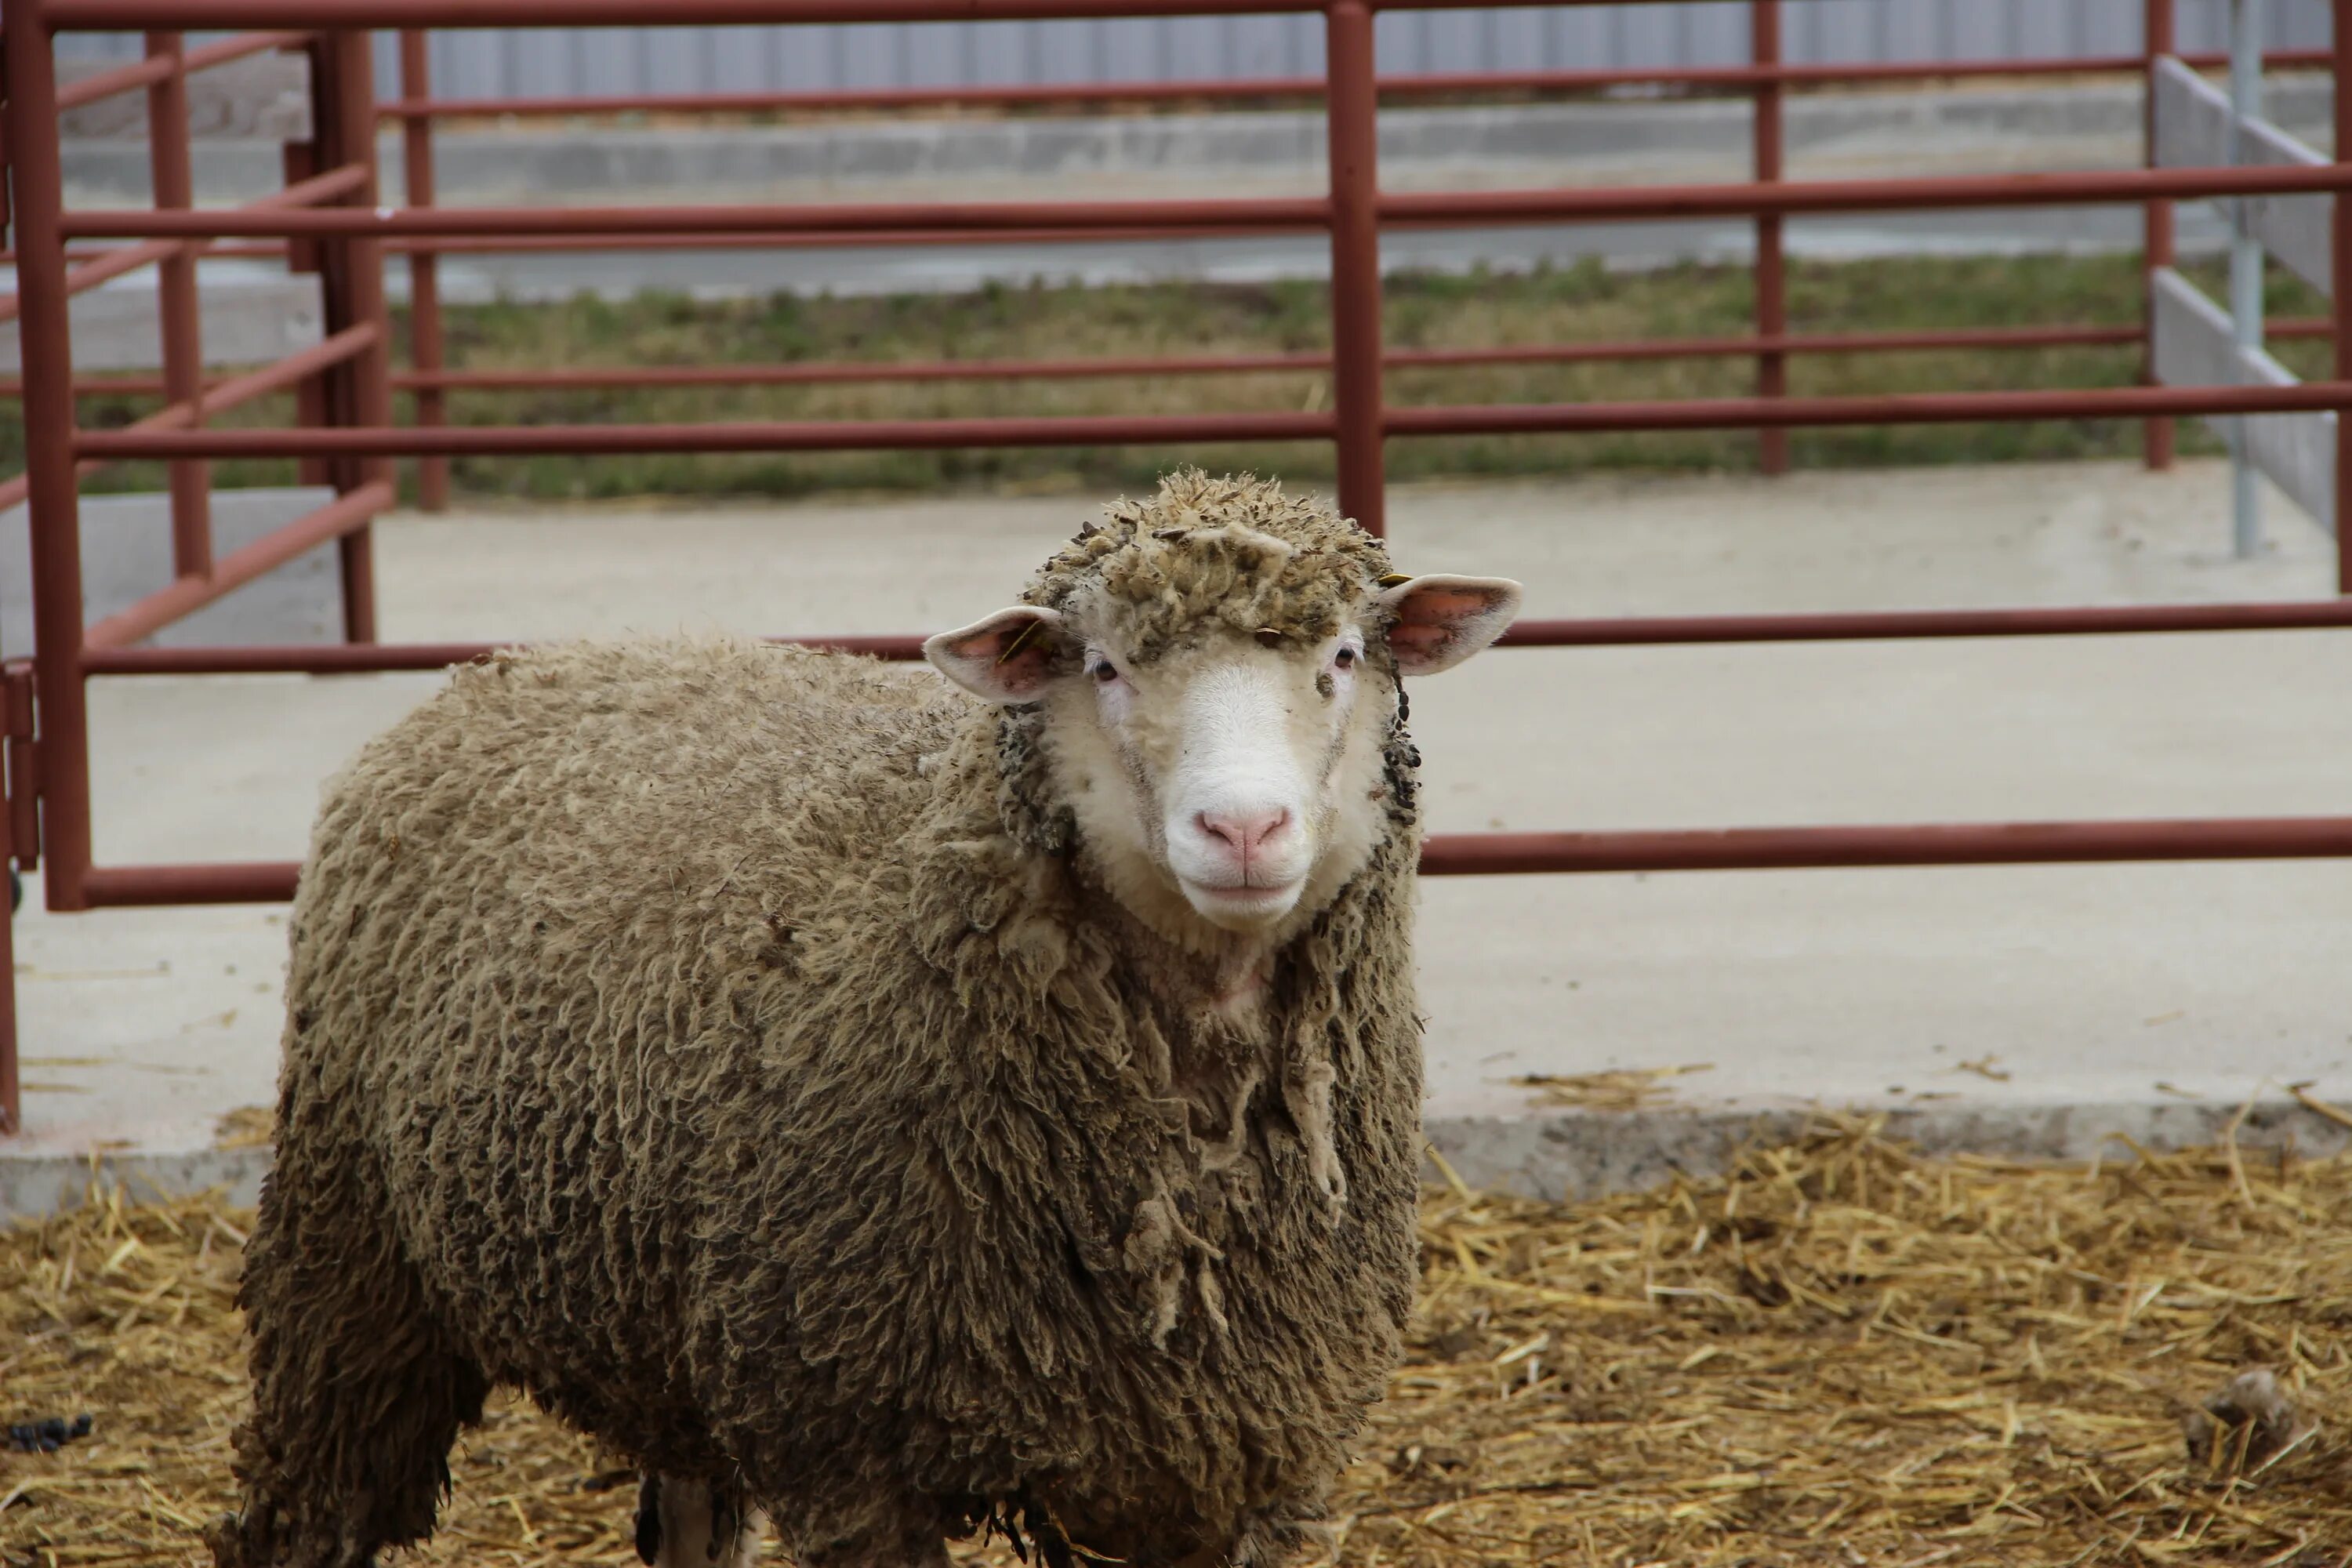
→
(6, 0, 2352, 1135)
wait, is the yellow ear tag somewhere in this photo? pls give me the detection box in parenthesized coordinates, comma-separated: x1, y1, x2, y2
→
(995, 618, 1040, 666)
(1378, 573, 1414, 587)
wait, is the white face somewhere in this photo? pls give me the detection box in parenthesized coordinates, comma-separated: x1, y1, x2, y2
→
(926, 573, 1523, 949)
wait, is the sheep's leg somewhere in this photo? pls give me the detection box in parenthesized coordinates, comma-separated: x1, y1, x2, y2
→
(209, 1134, 487, 1568)
(634, 1475, 765, 1568)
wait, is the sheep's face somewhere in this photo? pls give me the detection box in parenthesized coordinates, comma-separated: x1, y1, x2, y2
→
(927, 554, 1520, 948)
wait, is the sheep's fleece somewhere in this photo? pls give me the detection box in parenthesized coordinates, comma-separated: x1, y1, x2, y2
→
(214, 474, 1431, 1568)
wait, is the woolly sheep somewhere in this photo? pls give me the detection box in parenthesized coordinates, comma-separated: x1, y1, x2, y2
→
(209, 471, 1523, 1568)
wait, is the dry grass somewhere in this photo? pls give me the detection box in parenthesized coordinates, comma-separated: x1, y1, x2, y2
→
(25, 252, 2325, 507)
(8, 1120, 2352, 1566)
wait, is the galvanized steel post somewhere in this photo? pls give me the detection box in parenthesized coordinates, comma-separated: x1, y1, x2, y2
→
(4, 0, 96, 913)
(147, 30, 213, 575)
(400, 30, 452, 512)
(1751, 0, 1788, 477)
(2144, 0, 2177, 470)
(1324, 0, 1384, 537)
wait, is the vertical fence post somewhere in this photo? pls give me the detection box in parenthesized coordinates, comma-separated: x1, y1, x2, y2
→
(400, 30, 451, 513)
(147, 30, 212, 579)
(1325, 0, 1385, 538)
(0, 782, 13, 1136)
(2144, 0, 2177, 470)
(279, 107, 335, 490)
(317, 30, 392, 643)
(4, 0, 93, 913)
(2226, 0, 2264, 557)
(2335, 0, 2352, 592)
(1751, 0, 1788, 477)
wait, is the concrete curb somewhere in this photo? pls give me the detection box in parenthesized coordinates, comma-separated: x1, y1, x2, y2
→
(2, 1148, 270, 1221)
(1426, 1097, 2352, 1201)
(9, 1097, 2341, 1221)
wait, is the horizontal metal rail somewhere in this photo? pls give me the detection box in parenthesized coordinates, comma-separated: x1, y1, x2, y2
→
(38, 0, 1828, 26)
(0, 163, 368, 323)
(1383, 380, 2352, 436)
(17, 222, 1321, 262)
(73, 409, 1339, 458)
(379, 325, 2169, 394)
(22, 318, 2342, 402)
(82, 634, 923, 674)
(1499, 601, 2352, 644)
(53, 28, 310, 110)
(0, 323, 379, 511)
(70, 814, 2352, 906)
(61, 163, 2352, 245)
(62, 195, 1332, 239)
(1377, 163, 2352, 224)
(371, 48, 2335, 122)
(1418, 818, 2352, 875)
(390, 223, 1316, 253)
(73, 597, 2352, 679)
(84, 480, 394, 649)
(67, 380, 2352, 462)
(82, 863, 306, 906)
(41, 223, 2352, 270)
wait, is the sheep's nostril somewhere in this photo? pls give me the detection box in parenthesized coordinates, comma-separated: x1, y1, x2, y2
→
(1198, 808, 1291, 855)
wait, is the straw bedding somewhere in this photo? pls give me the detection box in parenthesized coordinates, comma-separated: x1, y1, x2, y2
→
(7, 1116, 2351, 1566)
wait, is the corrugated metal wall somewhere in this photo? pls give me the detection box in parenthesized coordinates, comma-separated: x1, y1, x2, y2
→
(53, 2, 2336, 96)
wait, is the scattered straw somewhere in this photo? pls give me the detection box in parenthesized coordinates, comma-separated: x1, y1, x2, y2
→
(2290, 1082, 2352, 1134)
(1510, 1064, 1714, 1113)
(7, 1119, 2352, 1566)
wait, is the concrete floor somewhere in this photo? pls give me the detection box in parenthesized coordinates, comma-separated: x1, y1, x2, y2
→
(8, 457, 2352, 1210)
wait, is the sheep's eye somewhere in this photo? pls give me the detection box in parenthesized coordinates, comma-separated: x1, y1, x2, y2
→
(1333, 646, 1359, 670)
(1091, 659, 1120, 684)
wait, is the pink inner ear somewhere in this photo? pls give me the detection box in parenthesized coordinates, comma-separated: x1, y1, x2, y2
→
(1390, 586, 1501, 659)
(1396, 586, 1500, 628)
(952, 616, 1057, 695)
(1389, 622, 1455, 659)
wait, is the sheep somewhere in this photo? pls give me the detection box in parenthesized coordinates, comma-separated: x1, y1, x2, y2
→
(208, 470, 1523, 1568)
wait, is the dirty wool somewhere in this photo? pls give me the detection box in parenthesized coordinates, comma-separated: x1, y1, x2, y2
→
(8, 1118, 2352, 1566)
(222, 470, 1433, 1568)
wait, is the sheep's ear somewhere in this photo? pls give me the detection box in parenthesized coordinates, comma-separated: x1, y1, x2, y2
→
(1378, 575, 1523, 676)
(924, 606, 1071, 703)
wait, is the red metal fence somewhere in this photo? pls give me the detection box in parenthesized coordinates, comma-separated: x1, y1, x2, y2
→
(5, 0, 2352, 1134)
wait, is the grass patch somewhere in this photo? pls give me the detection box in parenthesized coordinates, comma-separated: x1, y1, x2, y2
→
(24, 253, 2330, 506)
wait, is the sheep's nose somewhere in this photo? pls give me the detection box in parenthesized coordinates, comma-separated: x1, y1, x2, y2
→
(1196, 807, 1292, 857)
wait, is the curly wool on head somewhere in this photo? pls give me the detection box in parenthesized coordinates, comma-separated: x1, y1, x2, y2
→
(1025, 470, 1397, 662)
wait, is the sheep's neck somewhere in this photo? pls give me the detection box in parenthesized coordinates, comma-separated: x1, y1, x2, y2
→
(1078, 882, 1279, 1036)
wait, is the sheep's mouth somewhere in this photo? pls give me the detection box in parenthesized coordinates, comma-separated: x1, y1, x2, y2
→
(1180, 876, 1305, 926)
